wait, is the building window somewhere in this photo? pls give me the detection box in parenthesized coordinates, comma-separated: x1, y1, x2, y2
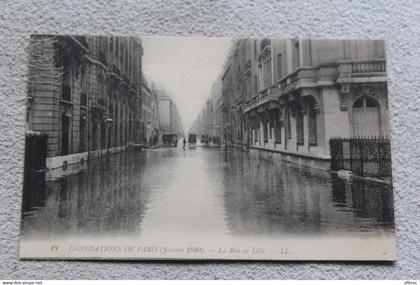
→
(263, 57, 272, 89)
(260, 38, 270, 51)
(253, 41, 257, 61)
(101, 120, 106, 149)
(269, 120, 273, 140)
(251, 119, 259, 143)
(62, 85, 71, 102)
(79, 109, 86, 152)
(286, 107, 291, 139)
(120, 43, 123, 67)
(99, 51, 107, 65)
(26, 107, 30, 123)
(80, 66, 86, 91)
(263, 122, 268, 143)
(239, 121, 243, 141)
(61, 57, 71, 102)
(98, 74, 104, 100)
(61, 113, 70, 155)
(275, 116, 282, 144)
(92, 118, 98, 151)
(296, 105, 304, 145)
(277, 53, 282, 80)
(246, 76, 251, 98)
(114, 107, 118, 147)
(293, 40, 300, 70)
(120, 121, 123, 146)
(308, 99, 318, 146)
(80, 93, 87, 107)
(125, 47, 129, 71)
(254, 75, 258, 94)
(352, 96, 381, 137)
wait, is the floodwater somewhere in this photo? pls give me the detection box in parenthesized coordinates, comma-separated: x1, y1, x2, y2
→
(20, 143, 395, 259)
(21, 143, 394, 238)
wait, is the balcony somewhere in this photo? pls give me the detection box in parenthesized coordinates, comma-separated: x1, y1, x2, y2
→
(244, 86, 279, 114)
(337, 58, 386, 83)
(244, 58, 388, 114)
(91, 97, 107, 111)
(278, 66, 321, 94)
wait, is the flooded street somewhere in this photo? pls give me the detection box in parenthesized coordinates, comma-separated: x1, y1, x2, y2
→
(21, 144, 394, 245)
(18, 35, 397, 261)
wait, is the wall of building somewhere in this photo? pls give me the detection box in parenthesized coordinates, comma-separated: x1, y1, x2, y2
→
(217, 38, 389, 168)
(26, 35, 144, 163)
(158, 98, 171, 132)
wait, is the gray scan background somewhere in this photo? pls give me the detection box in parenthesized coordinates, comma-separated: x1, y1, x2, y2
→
(0, 0, 419, 279)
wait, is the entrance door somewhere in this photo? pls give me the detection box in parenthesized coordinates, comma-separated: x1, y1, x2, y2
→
(352, 97, 380, 137)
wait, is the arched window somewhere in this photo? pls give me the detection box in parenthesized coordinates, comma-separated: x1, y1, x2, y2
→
(352, 96, 380, 137)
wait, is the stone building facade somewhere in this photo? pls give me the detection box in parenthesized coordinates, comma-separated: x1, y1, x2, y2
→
(150, 86, 160, 144)
(157, 91, 184, 137)
(190, 79, 224, 144)
(141, 77, 160, 146)
(26, 35, 144, 170)
(220, 38, 388, 169)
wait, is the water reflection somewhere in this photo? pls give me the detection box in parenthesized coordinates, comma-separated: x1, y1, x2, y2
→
(220, 150, 394, 237)
(21, 147, 394, 241)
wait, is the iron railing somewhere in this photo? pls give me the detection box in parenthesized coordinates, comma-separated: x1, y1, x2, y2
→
(330, 137, 392, 182)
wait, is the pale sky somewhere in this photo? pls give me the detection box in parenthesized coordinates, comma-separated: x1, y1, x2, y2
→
(142, 37, 232, 132)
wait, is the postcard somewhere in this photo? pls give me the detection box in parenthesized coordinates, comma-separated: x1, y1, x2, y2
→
(20, 35, 395, 260)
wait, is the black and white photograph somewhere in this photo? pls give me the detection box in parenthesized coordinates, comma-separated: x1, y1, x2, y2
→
(20, 35, 395, 260)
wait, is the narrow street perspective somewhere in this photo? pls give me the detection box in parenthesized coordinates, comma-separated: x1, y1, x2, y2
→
(20, 36, 395, 260)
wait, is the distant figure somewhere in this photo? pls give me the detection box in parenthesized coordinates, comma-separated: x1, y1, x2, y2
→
(183, 137, 186, 150)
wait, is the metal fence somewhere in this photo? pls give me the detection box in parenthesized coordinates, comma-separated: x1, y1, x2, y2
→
(330, 137, 392, 182)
